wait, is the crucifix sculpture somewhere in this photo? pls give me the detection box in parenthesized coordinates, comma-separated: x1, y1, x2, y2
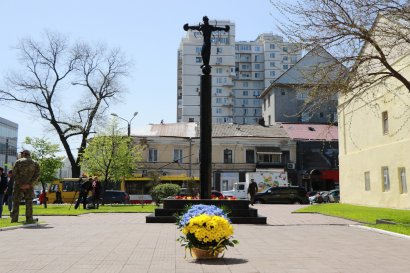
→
(184, 16, 230, 74)
(183, 16, 230, 199)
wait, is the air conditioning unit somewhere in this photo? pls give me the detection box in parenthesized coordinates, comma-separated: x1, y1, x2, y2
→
(287, 163, 296, 169)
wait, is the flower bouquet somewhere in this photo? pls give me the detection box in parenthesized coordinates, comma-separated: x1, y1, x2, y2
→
(177, 204, 239, 259)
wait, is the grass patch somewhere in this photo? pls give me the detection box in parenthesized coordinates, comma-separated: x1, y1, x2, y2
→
(295, 203, 410, 236)
(1, 204, 156, 216)
(0, 217, 23, 228)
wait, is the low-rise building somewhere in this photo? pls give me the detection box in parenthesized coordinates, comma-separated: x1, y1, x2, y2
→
(132, 122, 296, 191)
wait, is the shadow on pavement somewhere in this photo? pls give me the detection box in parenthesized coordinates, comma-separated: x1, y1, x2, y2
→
(193, 257, 248, 265)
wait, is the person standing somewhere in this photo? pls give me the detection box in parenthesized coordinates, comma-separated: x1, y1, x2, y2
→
(248, 179, 258, 206)
(10, 150, 40, 223)
(92, 176, 101, 209)
(0, 167, 8, 218)
(74, 175, 92, 209)
(5, 170, 14, 212)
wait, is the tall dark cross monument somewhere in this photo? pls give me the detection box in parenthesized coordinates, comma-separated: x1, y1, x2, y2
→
(183, 16, 230, 199)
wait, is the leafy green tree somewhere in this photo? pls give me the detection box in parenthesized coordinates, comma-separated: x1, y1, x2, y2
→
(24, 137, 64, 208)
(80, 119, 144, 187)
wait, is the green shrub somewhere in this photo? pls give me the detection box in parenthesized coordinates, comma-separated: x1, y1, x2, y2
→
(151, 183, 181, 204)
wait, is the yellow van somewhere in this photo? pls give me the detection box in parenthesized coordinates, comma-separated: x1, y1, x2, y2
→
(47, 178, 86, 204)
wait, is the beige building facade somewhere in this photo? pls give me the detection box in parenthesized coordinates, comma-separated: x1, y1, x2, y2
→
(133, 123, 296, 191)
(339, 53, 410, 209)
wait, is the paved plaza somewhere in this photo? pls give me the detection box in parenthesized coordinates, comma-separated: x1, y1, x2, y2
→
(0, 205, 409, 273)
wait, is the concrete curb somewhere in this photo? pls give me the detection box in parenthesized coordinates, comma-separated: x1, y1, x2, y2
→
(0, 222, 40, 231)
(350, 224, 410, 240)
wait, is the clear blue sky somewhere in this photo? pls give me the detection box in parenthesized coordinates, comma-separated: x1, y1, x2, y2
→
(0, 0, 285, 152)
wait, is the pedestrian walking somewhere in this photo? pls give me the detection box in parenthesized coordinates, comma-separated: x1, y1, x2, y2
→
(248, 179, 258, 206)
(0, 167, 8, 218)
(5, 170, 14, 212)
(74, 175, 92, 209)
(92, 176, 101, 209)
(10, 150, 40, 223)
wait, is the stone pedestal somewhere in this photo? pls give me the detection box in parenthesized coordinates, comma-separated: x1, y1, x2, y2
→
(146, 199, 267, 224)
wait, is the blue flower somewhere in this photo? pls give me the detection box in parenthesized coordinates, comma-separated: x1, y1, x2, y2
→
(178, 204, 229, 228)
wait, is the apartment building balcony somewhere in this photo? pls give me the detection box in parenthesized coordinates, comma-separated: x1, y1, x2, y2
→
(255, 161, 286, 169)
(222, 80, 234, 86)
(222, 102, 234, 107)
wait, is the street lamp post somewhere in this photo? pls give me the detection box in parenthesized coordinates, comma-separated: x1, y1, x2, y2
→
(110, 112, 138, 136)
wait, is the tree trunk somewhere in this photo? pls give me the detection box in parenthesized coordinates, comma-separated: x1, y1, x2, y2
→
(72, 164, 81, 179)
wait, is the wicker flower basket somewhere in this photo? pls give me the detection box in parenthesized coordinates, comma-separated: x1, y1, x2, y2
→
(191, 248, 223, 259)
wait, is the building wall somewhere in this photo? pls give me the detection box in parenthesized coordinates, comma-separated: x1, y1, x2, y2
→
(261, 47, 340, 125)
(339, 54, 410, 209)
(134, 134, 296, 190)
(0, 117, 18, 171)
(178, 23, 302, 125)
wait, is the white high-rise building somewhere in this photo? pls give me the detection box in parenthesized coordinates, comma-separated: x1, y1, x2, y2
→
(177, 21, 302, 125)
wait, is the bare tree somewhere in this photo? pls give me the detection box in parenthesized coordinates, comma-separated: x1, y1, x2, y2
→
(271, 0, 410, 107)
(0, 31, 130, 177)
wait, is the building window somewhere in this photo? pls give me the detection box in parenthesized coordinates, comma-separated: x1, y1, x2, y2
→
(216, 88, 222, 94)
(242, 99, 248, 105)
(399, 167, 408, 194)
(296, 90, 309, 100)
(254, 72, 261, 78)
(270, 71, 276, 77)
(254, 63, 261, 69)
(254, 46, 261, 52)
(196, 47, 201, 54)
(263, 99, 266, 110)
(364, 171, 371, 191)
(216, 108, 222, 114)
(301, 112, 311, 122)
(243, 91, 248, 96)
(195, 57, 202, 63)
(149, 148, 158, 162)
(216, 47, 222, 54)
(243, 81, 248, 87)
(246, 149, 255, 163)
(320, 112, 324, 118)
(241, 64, 250, 70)
(216, 57, 222, 64)
(224, 149, 233, 163)
(216, 98, 222, 103)
(270, 53, 276, 58)
(268, 115, 271, 125)
(283, 64, 289, 70)
(270, 44, 275, 49)
(283, 56, 288, 61)
(257, 152, 281, 163)
(283, 47, 288, 52)
(188, 118, 194, 122)
(268, 96, 271, 107)
(216, 68, 223, 74)
(382, 111, 388, 134)
(381, 166, 390, 192)
(174, 149, 183, 163)
(270, 62, 276, 67)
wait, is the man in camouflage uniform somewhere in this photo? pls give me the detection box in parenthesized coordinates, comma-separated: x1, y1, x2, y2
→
(10, 150, 40, 223)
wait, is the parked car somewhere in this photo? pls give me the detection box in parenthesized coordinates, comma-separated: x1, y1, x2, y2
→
(327, 189, 340, 203)
(309, 191, 329, 204)
(86, 190, 130, 205)
(211, 190, 224, 199)
(254, 187, 309, 204)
